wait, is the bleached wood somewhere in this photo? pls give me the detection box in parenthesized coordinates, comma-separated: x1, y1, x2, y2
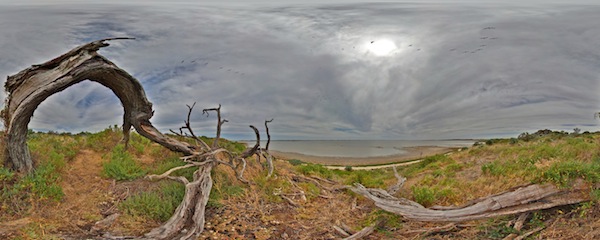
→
(350, 182, 588, 222)
(2, 38, 194, 172)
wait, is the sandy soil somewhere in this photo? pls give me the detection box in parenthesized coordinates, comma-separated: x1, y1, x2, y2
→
(271, 146, 456, 166)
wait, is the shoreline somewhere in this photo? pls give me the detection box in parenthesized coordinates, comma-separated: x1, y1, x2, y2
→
(271, 146, 458, 167)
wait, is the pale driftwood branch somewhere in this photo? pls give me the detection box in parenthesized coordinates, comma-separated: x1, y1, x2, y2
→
(342, 220, 383, 240)
(515, 226, 544, 240)
(340, 223, 356, 235)
(350, 181, 588, 222)
(386, 166, 406, 195)
(202, 104, 227, 149)
(332, 225, 351, 237)
(273, 188, 300, 207)
(513, 212, 529, 231)
(145, 163, 215, 240)
(263, 151, 274, 178)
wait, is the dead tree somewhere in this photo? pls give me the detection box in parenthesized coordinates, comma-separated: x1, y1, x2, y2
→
(0, 39, 260, 239)
(146, 104, 259, 239)
(2, 38, 194, 172)
(202, 104, 227, 149)
(256, 118, 275, 178)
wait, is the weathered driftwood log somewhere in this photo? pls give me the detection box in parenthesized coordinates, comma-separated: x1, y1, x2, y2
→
(2, 38, 194, 172)
(349, 181, 589, 222)
(145, 104, 261, 239)
(145, 162, 215, 240)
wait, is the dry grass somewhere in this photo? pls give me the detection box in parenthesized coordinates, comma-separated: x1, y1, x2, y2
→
(2, 131, 600, 239)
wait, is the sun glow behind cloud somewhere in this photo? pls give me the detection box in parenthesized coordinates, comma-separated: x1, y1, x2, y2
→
(0, 3, 599, 140)
(366, 39, 397, 56)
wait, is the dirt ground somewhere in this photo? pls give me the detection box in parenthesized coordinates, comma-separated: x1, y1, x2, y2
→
(3, 149, 600, 239)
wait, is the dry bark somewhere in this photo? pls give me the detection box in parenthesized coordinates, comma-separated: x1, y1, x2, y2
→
(202, 104, 227, 149)
(2, 38, 194, 172)
(342, 220, 383, 240)
(145, 163, 215, 240)
(349, 181, 589, 222)
(261, 118, 274, 178)
(1, 39, 262, 239)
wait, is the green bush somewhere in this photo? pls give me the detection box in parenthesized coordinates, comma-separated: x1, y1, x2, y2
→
(412, 186, 437, 207)
(287, 159, 305, 166)
(481, 161, 506, 176)
(120, 182, 185, 221)
(540, 160, 600, 187)
(297, 163, 333, 178)
(102, 144, 146, 181)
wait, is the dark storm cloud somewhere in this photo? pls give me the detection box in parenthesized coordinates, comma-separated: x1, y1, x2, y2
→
(0, 2, 599, 139)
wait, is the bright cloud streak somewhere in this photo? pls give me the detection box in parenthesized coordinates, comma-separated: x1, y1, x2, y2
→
(0, 2, 599, 140)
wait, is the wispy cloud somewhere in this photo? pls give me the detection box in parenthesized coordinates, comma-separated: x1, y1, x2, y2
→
(1, 2, 599, 139)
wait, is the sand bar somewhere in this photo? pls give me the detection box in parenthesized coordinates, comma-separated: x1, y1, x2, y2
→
(271, 146, 456, 166)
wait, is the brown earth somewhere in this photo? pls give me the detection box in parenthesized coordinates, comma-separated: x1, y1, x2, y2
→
(3, 149, 600, 239)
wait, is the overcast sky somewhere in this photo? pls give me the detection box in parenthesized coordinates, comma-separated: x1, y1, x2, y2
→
(0, 1, 599, 140)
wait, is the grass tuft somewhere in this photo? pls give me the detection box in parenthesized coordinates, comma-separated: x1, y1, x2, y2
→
(102, 144, 146, 181)
(120, 182, 185, 221)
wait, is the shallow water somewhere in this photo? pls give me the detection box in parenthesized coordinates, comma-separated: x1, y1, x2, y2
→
(250, 140, 475, 158)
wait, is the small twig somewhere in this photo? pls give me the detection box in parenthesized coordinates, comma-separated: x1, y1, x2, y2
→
(340, 223, 356, 235)
(514, 226, 544, 240)
(513, 212, 529, 231)
(343, 220, 383, 240)
(333, 225, 351, 237)
(387, 166, 406, 195)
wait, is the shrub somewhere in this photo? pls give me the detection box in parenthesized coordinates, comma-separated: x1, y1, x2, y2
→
(540, 160, 600, 187)
(287, 159, 305, 166)
(297, 163, 333, 178)
(412, 186, 437, 207)
(120, 182, 185, 221)
(102, 144, 146, 181)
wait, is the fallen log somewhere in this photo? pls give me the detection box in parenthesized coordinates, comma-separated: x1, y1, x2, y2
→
(349, 180, 589, 222)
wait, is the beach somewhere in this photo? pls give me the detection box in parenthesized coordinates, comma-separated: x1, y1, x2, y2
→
(271, 146, 457, 166)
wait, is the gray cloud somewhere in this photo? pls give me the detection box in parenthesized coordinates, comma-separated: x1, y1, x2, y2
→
(1, 2, 599, 140)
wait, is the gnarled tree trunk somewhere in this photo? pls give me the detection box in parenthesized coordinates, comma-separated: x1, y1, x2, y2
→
(2, 38, 194, 172)
(2, 39, 267, 239)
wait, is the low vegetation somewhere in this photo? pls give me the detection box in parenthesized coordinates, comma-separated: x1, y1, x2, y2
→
(1, 128, 600, 239)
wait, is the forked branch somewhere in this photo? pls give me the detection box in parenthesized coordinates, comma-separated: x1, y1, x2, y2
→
(203, 104, 228, 148)
(265, 118, 274, 150)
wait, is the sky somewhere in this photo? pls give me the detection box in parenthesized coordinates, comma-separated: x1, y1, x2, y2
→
(0, 1, 599, 140)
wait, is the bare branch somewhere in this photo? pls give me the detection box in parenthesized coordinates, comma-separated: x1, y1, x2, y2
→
(265, 118, 274, 150)
(173, 102, 211, 151)
(343, 220, 383, 240)
(386, 166, 406, 195)
(202, 104, 227, 149)
(240, 125, 260, 159)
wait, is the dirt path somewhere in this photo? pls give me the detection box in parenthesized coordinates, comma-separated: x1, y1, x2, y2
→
(325, 159, 423, 170)
(36, 149, 114, 236)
